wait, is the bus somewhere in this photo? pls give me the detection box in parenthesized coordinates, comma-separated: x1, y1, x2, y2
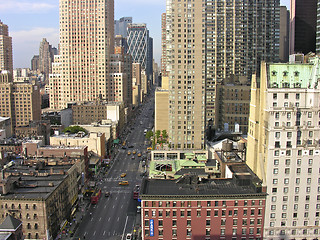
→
(91, 189, 101, 204)
(133, 185, 140, 200)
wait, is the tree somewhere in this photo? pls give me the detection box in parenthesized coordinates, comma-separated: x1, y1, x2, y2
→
(161, 130, 168, 140)
(63, 126, 87, 134)
(146, 130, 153, 140)
(155, 130, 161, 141)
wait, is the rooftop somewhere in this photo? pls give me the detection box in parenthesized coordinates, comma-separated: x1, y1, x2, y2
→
(140, 176, 265, 199)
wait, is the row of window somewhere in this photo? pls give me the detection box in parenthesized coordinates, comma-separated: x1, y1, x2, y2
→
(144, 208, 263, 218)
(272, 186, 320, 194)
(1, 203, 37, 210)
(269, 228, 319, 236)
(143, 200, 263, 208)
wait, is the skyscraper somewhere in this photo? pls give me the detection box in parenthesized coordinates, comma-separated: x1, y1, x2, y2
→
(39, 38, 54, 80)
(127, 23, 153, 82)
(290, 0, 317, 55)
(164, 0, 280, 149)
(280, 6, 290, 62)
(247, 58, 320, 239)
(0, 20, 13, 78)
(114, 17, 132, 37)
(50, 0, 114, 110)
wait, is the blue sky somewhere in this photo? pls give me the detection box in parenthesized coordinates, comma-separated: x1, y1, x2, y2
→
(0, 0, 290, 69)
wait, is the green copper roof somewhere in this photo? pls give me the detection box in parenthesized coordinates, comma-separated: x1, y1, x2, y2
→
(268, 57, 320, 89)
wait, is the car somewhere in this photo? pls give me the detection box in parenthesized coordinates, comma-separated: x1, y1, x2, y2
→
(128, 145, 134, 148)
(127, 151, 131, 155)
(126, 233, 132, 240)
(119, 181, 129, 186)
(121, 146, 127, 149)
(137, 153, 142, 157)
(131, 156, 135, 160)
(105, 192, 110, 197)
(133, 150, 136, 154)
(147, 147, 152, 151)
(120, 173, 126, 178)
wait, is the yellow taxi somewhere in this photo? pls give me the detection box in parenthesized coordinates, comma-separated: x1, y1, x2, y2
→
(147, 147, 152, 151)
(133, 150, 136, 154)
(119, 181, 129, 186)
(137, 153, 142, 157)
(120, 173, 127, 178)
(127, 151, 131, 155)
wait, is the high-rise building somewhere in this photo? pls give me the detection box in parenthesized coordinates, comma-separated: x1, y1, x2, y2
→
(114, 17, 132, 37)
(39, 38, 55, 80)
(50, 0, 114, 110)
(280, 6, 290, 62)
(0, 82, 41, 131)
(290, 0, 317, 55)
(161, 13, 168, 77)
(164, 0, 280, 149)
(31, 55, 39, 72)
(317, 0, 320, 53)
(0, 20, 13, 78)
(127, 23, 153, 82)
(247, 57, 320, 239)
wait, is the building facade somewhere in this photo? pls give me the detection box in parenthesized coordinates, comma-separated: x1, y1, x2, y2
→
(39, 38, 55, 80)
(0, 82, 41, 132)
(127, 24, 153, 82)
(290, 0, 317, 55)
(49, 0, 115, 110)
(215, 76, 251, 134)
(165, 0, 280, 149)
(140, 177, 266, 240)
(114, 17, 132, 38)
(0, 21, 13, 77)
(247, 57, 320, 239)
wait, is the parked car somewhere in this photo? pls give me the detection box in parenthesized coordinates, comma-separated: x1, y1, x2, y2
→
(105, 192, 110, 197)
(120, 173, 127, 178)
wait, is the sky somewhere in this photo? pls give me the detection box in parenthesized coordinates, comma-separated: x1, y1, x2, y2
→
(0, 0, 290, 69)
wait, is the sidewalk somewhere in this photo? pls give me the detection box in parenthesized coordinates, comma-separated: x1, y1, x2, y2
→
(57, 199, 90, 240)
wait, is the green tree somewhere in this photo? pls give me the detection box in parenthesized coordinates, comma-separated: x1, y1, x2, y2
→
(155, 130, 161, 141)
(146, 130, 153, 140)
(162, 130, 168, 140)
(63, 126, 87, 134)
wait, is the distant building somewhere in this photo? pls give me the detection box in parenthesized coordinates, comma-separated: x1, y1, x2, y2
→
(290, 0, 317, 54)
(39, 38, 55, 80)
(50, 0, 114, 110)
(31, 55, 39, 72)
(155, 76, 169, 133)
(280, 6, 290, 62)
(110, 54, 132, 107)
(0, 82, 41, 132)
(15, 120, 50, 145)
(161, 13, 168, 77)
(215, 76, 251, 134)
(114, 17, 132, 37)
(72, 101, 125, 130)
(127, 23, 153, 82)
(50, 132, 106, 157)
(0, 21, 13, 77)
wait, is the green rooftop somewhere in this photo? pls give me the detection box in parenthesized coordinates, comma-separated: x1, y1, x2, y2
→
(268, 57, 320, 89)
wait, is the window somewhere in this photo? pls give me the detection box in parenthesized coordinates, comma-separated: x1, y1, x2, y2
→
(187, 229, 191, 236)
(274, 159, 279, 165)
(206, 220, 210, 226)
(284, 178, 289, 184)
(180, 210, 184, 217)
(273, 179, 278, 184)
(275, 132, 280, 138)
(159, 220, 163, 226)
(187, 220, 191, 226)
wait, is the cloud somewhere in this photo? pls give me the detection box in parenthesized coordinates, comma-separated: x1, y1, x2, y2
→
(11, 27, 59, 68)
(0, 0, 57, 14)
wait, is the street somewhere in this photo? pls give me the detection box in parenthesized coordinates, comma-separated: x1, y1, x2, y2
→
(72, 93, 154, 240)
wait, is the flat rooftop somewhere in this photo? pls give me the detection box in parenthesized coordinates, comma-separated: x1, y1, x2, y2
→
(141, 177, 265, 198)
(0, 164, 72, 199)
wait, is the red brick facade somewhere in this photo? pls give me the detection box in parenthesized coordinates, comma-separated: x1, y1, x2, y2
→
(141, 199, 265, 240)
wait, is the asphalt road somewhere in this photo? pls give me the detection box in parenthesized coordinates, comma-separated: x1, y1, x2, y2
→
(74, 93, 155, 240)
